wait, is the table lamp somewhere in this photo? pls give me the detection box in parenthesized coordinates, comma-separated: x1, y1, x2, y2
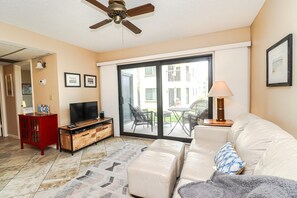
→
(208, 81, 233, 122)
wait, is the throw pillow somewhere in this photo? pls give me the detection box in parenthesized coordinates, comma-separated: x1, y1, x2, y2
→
(215, 146, 245, 175)
(214, 142, 233, 164)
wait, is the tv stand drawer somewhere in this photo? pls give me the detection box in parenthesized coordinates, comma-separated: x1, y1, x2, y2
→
(96, 124, 112, 141)
(73, 129, 96, 150)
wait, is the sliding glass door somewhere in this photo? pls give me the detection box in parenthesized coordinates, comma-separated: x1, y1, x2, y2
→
(119, 64, 158, 137)
(118, 55, 212, 141)
(162, 58, 211, 139)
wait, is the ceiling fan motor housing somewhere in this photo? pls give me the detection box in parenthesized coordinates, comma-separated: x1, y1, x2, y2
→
(108, 0, 127, 23)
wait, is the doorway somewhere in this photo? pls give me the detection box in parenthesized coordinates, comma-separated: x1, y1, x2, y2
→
(119, 64, 158, 137)
(118, 55, 213, 142)
(0, 41, 49, 138)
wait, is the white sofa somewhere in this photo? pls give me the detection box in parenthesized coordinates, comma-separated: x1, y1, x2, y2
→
(173, 113, 297, 197)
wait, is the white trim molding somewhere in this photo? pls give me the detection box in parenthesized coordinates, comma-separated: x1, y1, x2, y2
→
(97, 41, 251, 67)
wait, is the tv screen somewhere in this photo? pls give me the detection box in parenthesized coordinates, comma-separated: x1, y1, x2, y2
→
(70, 101, 98, 124)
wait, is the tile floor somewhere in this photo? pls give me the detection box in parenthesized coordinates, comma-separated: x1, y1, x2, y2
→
(0, 136, 155, 198)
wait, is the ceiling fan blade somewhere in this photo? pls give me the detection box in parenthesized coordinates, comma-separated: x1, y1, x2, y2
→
(122, 20, 142, 34)
(126, 3, 154, 17)
(85, 0, 109, 13)
(89, 19, 112, 29)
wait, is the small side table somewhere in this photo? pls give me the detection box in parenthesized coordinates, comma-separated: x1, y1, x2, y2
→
(203, 119, 233, 127)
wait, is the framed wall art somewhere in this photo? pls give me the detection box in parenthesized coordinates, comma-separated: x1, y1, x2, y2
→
(5, 74, 14, 97)
(84, 74, 97, 88)
(22, 83, 32, 95)
(64, 72, 81, 87)
(266, 34, 293, 87)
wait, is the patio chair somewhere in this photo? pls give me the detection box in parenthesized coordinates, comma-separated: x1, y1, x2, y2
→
(129, 104, 153, 133)
(183, 99, 208, 125)
(188, 108, 209, 132)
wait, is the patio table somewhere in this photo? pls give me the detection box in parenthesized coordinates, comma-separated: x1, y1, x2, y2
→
(168, 107, 191, 137)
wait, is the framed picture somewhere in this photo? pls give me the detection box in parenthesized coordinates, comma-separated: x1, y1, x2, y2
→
(64, 72, 81, 87)
(266, 34, 293, 87)
(5, 74, 13, 97)
(84, 74, 97, 88)
(22, 83, 32, 95)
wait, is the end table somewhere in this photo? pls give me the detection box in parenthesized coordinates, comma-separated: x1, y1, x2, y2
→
(203, 119, 233, 127)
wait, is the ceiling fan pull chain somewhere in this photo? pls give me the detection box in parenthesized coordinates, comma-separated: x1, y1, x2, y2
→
(122, 24, 124, 45)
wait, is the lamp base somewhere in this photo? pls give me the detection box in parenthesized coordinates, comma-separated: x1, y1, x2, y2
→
(216, 98, 226, 122)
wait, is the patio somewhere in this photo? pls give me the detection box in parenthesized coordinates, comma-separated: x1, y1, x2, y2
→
(123, 118, 194, 139)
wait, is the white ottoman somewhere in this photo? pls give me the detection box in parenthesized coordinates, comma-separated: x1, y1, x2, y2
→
(147, 139, 185, 177)
(128, 150, 177, 198)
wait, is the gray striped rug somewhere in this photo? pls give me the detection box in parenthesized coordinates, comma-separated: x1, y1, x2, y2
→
(54, 144, 146, 198)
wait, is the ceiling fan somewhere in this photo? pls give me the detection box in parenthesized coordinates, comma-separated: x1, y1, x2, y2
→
(85, 0, 155, 34)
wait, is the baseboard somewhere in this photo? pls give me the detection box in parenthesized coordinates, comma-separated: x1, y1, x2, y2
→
(8, 134, 20, 139)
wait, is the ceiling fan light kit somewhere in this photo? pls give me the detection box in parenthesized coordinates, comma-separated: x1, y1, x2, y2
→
(85, 0, 154, 34)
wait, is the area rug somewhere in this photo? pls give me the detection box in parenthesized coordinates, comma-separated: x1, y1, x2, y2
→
(54, 144, 147, 198)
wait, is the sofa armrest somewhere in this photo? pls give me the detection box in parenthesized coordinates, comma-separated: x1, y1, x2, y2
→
(194, 125, 230, 145)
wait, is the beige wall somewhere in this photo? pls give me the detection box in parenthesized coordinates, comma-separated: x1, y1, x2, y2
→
(32, 54, 59, 116)
(0, 22, 99, 126)
(97, 27, 251, 62)
(251, 0, 297, 138)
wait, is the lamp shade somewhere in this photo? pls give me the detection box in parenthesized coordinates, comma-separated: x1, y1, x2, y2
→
(36, 59, 46, 69)
(208, 81, 233, 98)
(36, 61, 44, 69)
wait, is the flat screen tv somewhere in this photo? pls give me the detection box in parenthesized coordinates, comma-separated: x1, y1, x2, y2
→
(70, 101, 98, 124)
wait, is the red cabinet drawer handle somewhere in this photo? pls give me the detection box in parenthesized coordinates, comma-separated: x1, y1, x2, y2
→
(82, 133, 89, 137)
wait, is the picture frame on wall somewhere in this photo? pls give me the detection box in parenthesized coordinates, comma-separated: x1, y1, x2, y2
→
(5, 74, 13, 97)
(22, 83, 32, 95)
(64, 72, 81, 87)
(266, 34, 293, 87)
(84, 74, 97, 88)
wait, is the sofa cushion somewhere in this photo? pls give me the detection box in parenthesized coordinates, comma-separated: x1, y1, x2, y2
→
(235, 119, 293, 175)
(180, 151, 215, 181)
(172, 179, 194, 198)
(189, 139, 223, 157)
(228, 113, 259, 144)
(253, 138, 297, 181)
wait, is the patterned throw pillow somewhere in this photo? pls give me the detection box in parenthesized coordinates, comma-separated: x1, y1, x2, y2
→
(214, 142, 245, 175)
(214, 142, 233, 164)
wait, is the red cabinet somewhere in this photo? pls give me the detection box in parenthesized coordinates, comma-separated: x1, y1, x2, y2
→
(19, 113, 58, 155)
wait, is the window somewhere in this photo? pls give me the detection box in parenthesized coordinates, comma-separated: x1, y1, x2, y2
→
(168, 65, 181, 81)
(186, 88, 189, 104)
(145, 88, 156, 100)
(168, 88, 182, 106)
(145, 67, 156, 76)
(176, 88, 181, 105)
(186, 66, 190, 81)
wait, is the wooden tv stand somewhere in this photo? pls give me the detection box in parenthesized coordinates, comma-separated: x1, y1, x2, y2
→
(58, 117, 113, 155)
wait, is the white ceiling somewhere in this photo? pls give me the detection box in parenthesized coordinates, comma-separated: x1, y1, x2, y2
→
(0, 42, 50, 66)
(0, 0, 265, 53)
